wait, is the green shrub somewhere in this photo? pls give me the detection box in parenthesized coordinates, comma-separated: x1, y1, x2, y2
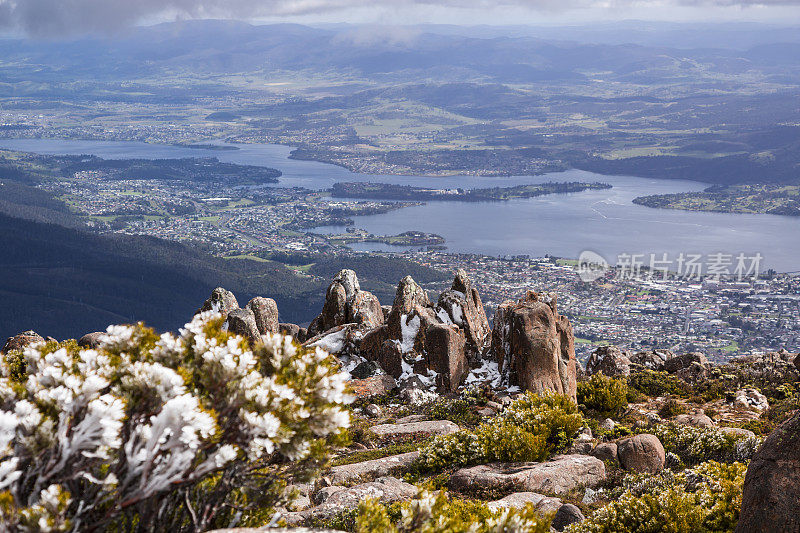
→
(658, 398, 688, 419)
(628, 369, 691, 398)
(650, 423, 762, 465)
(578, 374, 629, 416)
(423, 397, 482, 428)
(357, 490, 552, 533)
(569, 461, 747, 533)
(417, 392, 584, 472)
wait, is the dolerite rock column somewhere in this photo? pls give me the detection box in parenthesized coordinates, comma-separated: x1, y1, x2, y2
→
(247, 297, 279, 335)
(491, 291, 577, 401)
(437, 268, 490, 360)
(307, 269, 384, 337)
(195, 287, 239, 319)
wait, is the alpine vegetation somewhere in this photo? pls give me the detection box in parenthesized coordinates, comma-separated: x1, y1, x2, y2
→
(0, 311, 351, 531)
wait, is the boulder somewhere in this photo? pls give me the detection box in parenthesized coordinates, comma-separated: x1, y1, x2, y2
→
(491, 291, 577, 401)
(286, 477, 417, 524)
(369, 420, 460, 440)
(629, 350, 673, 371)
(77, 331, 105, 349)
(585, 345, 632, 378)
(348, 375, 397, 400)
(377, 340, 404, 379)
(423, 323, 468, 392)
(2, 330, 45, 354)
(552, 504, 585, 531)
(328, 451, 420, 485)
(436, 269, 490, 354)
(487, 492, 562, 515)
(737, 410, 800, 533)
(305, 324, 362, 356)
(674, 413, 714, 427)
(449, 455, 605, 496)
(617, 434, 665, 473)
(246, 297, 279, 335)
(197, 287, 239, 318)
(225, 308, 261, 345)
(348, 291, 384, 330)
(734, 388, 769, 411)
(279, 323, 303, 341)
(590, 442, 618, 465)
(664, 352, 708, 374)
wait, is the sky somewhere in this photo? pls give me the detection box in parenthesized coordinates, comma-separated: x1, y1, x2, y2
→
(0, 0, 798, 37)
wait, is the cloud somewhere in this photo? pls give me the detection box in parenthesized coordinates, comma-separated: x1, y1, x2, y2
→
(0, 0, 798, 37)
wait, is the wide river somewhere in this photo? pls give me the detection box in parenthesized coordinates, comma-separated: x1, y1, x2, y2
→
(1, 138, 798, 272)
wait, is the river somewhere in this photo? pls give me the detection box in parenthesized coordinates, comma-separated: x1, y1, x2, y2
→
(1, 138, 798, 272)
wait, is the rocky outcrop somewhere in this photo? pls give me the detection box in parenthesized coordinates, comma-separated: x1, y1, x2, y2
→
(308, 270, 383, 337)
(196, 287, 239, 318)
(247, 297, 279, 335)
(491, 291, 577, 401)
(279, 323, 307, 342)
(2, 330, 44, 354)
(449, 455, 605, 496)
(617, 434, 665, 473)
(664, 352, 708, 373)
(436, 268, 490, 357)
(585, 345, 632, 378)
(361, 274, 471, 393)
(77, 331, 105, 349)
(737, 410, 800, 533)
(734, 388, 769, 411)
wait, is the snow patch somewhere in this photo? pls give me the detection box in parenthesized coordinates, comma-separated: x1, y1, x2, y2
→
(310, 328, 347, 354)
(399, 314, 420, 353)
(436, 307, 453, 325)
(465, 358, 502, 389)
(450, 303, 464, 326)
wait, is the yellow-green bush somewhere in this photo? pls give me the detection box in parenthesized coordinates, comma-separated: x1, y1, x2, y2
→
(577, 374, 629, 416)
(417, 392, 584, 472)
(356, 490, 552, 533)
(568, 461, 747, 533)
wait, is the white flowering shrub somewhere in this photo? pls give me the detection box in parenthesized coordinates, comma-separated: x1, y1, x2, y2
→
(650, 423, 762, 465)
(568, 461, 747, 533)
(417, 392, 584, 472)
(0, 312, 351, 531)
(356, 490, 552, 533)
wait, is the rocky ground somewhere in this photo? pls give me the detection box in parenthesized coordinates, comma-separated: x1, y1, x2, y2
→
(4, 268, 800, 532)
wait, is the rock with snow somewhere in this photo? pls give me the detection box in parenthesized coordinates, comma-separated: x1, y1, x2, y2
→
(436, 269, 490, 358)
(350, 360, 383, 379)
(387, 276, 432, 339)
(328, 452, 420, 485)
(734, 388, 770, 411)
(629, 349, 673, 371)
(304, 324, 363, 356)
(246, 296, 279, 335)
(585, 345, 632, 378)
(449, 455, 605, 496)
(2, 330, 45, 354)
(225, 308, 260, 345)
(369, 420, 460, 440)
(196, 287, 239, 318)
(491, 291, 577, 401)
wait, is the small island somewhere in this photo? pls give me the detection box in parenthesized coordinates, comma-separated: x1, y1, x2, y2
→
(633, 184, 800, 216)
(330, 181, 612, 202)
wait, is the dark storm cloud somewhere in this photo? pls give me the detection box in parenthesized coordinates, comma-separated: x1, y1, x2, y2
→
(0, 0, 798, 36)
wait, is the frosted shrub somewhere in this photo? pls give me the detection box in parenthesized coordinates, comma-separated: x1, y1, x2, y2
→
(568, 460, 747, 533)
(651, 423, 762, 465)
(0, 312, 351, 531)
(417, 392, 584, 471)
(356, 490, 552, 533)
